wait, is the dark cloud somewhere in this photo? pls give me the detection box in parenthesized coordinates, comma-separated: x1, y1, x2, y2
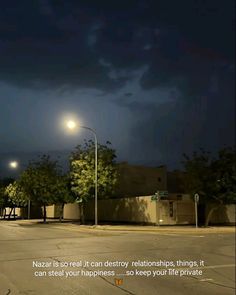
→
(124, 93, 133, 97)
(119, 66, 235, 168)
(0, 0, 234, 92)
(0, 0, 234, 169)
(0, 1, 128, 91)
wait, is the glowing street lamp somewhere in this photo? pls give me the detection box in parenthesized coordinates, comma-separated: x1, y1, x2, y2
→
(65, 120, 98, 226)
(9, 161, 19, 169)
(66, 120, 76, 130)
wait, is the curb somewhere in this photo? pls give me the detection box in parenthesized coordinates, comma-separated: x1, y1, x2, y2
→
(1, 220, 235, 234)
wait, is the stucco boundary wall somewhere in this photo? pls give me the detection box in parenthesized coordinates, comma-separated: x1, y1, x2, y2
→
(85, 196, 157, 224)
(63, 195, 195, 225)
(49, 197, 235, 225)
(210, 204, 236, 225)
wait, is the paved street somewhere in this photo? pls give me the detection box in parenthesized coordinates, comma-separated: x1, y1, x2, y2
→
(0, 221, 235, 295)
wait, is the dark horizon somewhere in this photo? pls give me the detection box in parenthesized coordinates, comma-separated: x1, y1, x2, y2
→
(0, 147, 172, 179)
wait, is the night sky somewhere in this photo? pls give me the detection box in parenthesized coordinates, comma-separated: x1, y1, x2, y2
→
(0, 0, 235, 176)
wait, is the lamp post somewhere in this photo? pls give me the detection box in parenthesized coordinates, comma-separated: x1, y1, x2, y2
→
(194, 193, 199, 228)
(8, 161, 19, 211)
(66, 121, 98, 226)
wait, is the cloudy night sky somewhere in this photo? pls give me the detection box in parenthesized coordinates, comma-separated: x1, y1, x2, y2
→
(0, 0, 235, 176)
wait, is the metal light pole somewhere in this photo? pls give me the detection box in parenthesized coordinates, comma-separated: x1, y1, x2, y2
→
(80, 126, 98, 226)
(28, 199, 30, 220)
(194, 193, 199, 228)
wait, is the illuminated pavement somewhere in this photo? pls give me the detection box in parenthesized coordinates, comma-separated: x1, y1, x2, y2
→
(0, 221, 235, 295)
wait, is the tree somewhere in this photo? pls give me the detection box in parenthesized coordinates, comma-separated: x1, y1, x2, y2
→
(0, 178, 15, 219)
(5, 181, 28, 207)
(52, 175, 75, 222)
(182, 147, 236, 226)
(70, 140, 118, 223)
(4, 181, 28, 219)
(18, 155, 71, 223)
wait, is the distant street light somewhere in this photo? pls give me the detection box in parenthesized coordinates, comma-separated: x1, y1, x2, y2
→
(9, 161, 19, 169)
(65, 120, 98, 226)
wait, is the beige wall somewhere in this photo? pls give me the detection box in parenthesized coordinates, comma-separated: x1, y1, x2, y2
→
(83, 195, 195, 225)
(44, 193, 235, 225)
(3, 207, 21, 216)
(46, 205, 61, 218)
(85, 196, 156, 223)
(46, 205, 56, 218)
(63, 203, 80, 220)
(209, 204, 236, 224)
(175, 201, 195, 224)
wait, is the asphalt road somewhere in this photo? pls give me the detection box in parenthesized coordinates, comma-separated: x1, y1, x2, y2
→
(0, 221, 235, 295)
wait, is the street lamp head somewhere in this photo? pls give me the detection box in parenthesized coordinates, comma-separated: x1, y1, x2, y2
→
(66, 120, 76, 130)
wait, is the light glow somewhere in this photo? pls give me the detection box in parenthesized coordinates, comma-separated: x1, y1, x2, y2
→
(60, 113, 82, 134)
(9, 161, 19, 169)
(66, 120, 76, 130)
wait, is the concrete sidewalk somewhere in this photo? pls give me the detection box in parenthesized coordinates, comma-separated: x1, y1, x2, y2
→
(81, 224, 235, 234)
(4, 219, 235, 234)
